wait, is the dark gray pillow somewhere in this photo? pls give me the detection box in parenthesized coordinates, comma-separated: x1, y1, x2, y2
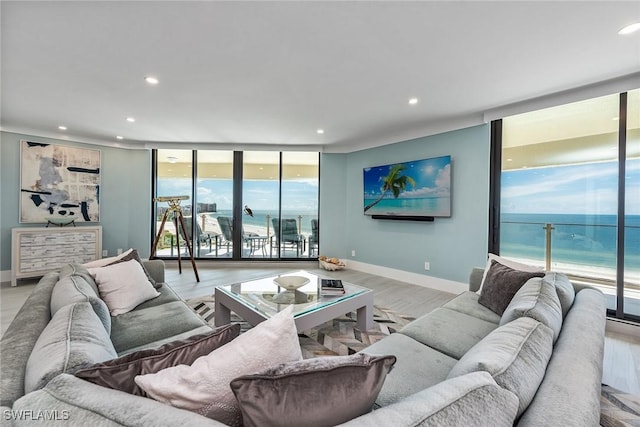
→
(75, 324, 240, 396)
(230, 353, 396, 427)
(107, 249, 162, 289)
(478, 261, 545, 315)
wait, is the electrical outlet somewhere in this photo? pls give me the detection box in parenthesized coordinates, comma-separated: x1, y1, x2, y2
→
(102, 250, 108, 257)
(424, 261, 430, 270)
(117, 248, 123, 255)
(351, 250, 356, 257)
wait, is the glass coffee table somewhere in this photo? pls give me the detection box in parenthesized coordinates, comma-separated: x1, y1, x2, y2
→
(214, 270, 374, 331)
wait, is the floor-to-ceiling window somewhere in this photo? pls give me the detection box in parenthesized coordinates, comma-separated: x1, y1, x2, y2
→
(624, 89, 640, 317)
(493, 89, 640, 321)
(153, 149, 319, 261)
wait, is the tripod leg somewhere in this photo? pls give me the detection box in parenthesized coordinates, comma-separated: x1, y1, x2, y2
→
(177, 212, 200, 282)
(174, 214, 182, 274)
(150, 210, 171, 259)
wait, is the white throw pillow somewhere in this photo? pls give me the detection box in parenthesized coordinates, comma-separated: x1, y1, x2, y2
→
(477, 254, 544, 294)
(90, 259, 160, 316)
(83, 248, 133, 268)
(134, 305, 302, 426)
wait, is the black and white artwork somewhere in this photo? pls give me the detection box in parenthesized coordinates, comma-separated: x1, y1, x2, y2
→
(20, 140, 101, 223)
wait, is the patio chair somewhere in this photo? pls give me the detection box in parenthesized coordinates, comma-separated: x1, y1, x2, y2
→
(272, 218, 306, 256)
(309, 218, 319, 257)
(177, 216, 216, 255)
(217, 216, 261, 256)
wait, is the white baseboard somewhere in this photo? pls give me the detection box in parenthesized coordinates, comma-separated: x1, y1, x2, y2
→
(345, 260, 467, 295)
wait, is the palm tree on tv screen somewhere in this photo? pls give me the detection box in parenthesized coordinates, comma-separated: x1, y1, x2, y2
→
(364, 164, 416, 212)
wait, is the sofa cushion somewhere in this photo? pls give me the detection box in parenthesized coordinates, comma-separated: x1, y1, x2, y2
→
(478, 261, 545, 315)
(110, 301, 208, 354)
(231, 353, 396, 427)
(24, 302, 117, 394)
(90, 259, 160, 316)
(50, 275, 111, 334)
(362, 333, 458, 407)
(135, 305, 302, 426)
(544, 272, 575, 318)
(478, 254, 544, 294)
(400, 308, 498, 360)
(13, 374, 227, 427)
(75, 324, 240, 396)
(517, 289, 606, 427)
(500, 276, 563, 342)
(0, 272, 59, 407)
(58, 263, 101, 296)
(447, 316, 553, 417)
(337, 371, 519, 427)
(441, 291, 501, 324)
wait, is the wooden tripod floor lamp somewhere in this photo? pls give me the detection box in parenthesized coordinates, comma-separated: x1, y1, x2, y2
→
(150, 195, 200, 282)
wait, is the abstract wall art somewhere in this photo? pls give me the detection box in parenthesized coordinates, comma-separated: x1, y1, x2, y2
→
(20, 140, 101, 223)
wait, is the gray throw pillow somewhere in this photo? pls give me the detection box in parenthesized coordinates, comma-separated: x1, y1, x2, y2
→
(478, 261, 545, 315)
(544, 272, 575, 318)
(447, 317, 553, 417)
(50, 275, 111, 334)
(75, 324, 240, 396)
(500, 276, 563, 342)
(230, 353, 397, 427)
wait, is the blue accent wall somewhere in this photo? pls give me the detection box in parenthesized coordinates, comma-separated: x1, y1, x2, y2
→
(0, 132, 152, 271)
(319, 124, 491, 284)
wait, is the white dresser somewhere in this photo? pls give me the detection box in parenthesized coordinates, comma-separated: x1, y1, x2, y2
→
(11, 226, 102, 286)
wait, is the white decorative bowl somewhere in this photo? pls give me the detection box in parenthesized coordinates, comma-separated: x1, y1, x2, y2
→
(273, 275, 310, 291)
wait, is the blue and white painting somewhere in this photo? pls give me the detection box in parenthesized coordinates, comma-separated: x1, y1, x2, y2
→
(20, 141, 101, 223)
(363, 155, 451, 217)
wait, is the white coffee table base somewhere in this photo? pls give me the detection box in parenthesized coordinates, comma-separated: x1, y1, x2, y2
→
(215, 288, 375, 332)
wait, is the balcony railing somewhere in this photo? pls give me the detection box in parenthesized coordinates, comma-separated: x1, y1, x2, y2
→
(500, 220, 639, 290)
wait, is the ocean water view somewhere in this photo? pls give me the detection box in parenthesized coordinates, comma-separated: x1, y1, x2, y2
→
(200, 209, 318, 236)
(500, 213, 640, 285)
(363, 197, 450, 217)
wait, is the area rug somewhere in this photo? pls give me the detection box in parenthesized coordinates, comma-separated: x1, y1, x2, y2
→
(186, 296, 415, 358)
(187, 296, 640, 425)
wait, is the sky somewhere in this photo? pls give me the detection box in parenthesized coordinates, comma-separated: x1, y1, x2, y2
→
(363, 155, 451, 199)
(158, 178, 319, 212)
(501, 158, 640, 215)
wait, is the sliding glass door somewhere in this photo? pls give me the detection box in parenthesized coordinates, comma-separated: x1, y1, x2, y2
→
(495, 89, 640, 320)
(153, 149, 319, 261)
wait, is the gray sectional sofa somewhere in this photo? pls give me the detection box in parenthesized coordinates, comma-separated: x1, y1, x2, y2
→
(0, 263, 606, 426)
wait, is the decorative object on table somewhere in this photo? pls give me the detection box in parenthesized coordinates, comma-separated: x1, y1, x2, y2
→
(150, 195, 200, 282)
(318, 255, 346, 271)
(321, 279, 345, 296)
(20, 140, 101, 223)
(269, 275, 311, 304)
(273, 275, 310, 291)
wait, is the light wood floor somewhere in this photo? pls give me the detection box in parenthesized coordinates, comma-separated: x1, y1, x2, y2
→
(2, 262, 639, 395)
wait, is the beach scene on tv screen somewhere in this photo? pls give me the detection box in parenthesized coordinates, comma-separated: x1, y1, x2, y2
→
(363, 155, 451, 217)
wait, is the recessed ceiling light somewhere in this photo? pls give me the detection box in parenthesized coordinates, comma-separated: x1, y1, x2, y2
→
(58, 125, 67, 130)
(126, 117, 136, 122)
(408, 97, 419, 105)
(167, 156, 178, 164)
(506, 158, 513, 162)
(618, 22, 640, 35)
(316, 129, 324, 134)
(145, 76, 159, 85)
(612, 117, 620, 121)
(116, 135, 124, 140)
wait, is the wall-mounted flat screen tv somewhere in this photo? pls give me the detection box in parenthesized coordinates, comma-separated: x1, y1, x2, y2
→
(363, 155, 451, 219)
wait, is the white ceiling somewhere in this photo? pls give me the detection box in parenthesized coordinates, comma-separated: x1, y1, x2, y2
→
(2, 1, 640, 153)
